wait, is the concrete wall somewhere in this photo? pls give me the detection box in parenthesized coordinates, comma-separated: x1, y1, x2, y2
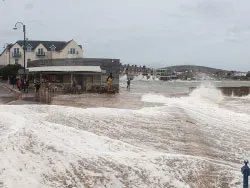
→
(28, 58, 120, 89)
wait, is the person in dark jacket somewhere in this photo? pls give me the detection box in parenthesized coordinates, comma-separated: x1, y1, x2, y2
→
(35, 80, 41, 93)
(127, 78, 131, 90)
(26, 80, 29, 92)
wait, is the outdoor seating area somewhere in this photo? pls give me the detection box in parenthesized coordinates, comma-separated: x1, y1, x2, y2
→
(40, 82, 118, 95)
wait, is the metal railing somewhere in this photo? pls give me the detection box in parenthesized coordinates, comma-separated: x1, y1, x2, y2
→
(36, 52, 46, 57)
(12, 52, 21, 57)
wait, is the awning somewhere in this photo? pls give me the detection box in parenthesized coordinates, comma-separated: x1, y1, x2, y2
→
(28, 66, 102, 73)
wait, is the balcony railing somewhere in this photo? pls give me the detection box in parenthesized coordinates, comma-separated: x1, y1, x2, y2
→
(36, 52, 46, 57)
(12, 52, 21, 58)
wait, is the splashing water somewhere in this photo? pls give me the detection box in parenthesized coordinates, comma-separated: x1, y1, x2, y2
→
(133, 74, 159, 81)
(119, 74, 128, 82)
(189, 84, 224, 103)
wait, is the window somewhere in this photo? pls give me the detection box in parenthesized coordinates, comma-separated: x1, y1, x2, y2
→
(69, 48, 76, 54)
(15, 59, 19, 65)
(27, 46, 32, 52)
(38, 48, 44, 55)
(14, 48, 19, 54)
(50, 45, 56, 52)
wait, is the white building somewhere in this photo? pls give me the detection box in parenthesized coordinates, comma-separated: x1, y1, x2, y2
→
(0, 39, 83, 67)
(232, 72, 247, 77)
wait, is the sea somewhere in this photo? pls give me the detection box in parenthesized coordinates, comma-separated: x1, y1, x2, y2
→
(0, 76, 250, 187)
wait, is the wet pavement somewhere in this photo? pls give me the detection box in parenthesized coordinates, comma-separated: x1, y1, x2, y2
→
(0, 82, 45, 105)
(0, 84, 18, 104)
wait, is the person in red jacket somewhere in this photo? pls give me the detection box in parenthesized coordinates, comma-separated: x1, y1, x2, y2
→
(17, 79, 21, 91)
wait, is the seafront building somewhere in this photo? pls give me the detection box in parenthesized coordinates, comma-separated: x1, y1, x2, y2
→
(0, 39, 83, 67)
(27, 58, 120, 92)
(0, 39, 120, 92)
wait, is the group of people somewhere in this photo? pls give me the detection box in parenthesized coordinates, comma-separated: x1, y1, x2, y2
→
(17, 78, 29, 92)
(10, 76, 41, 93)
(10, 76, 29, 92)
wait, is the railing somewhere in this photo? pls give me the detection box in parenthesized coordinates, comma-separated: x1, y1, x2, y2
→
(36, 52, 45, 57)
(12, 52, 21, 57)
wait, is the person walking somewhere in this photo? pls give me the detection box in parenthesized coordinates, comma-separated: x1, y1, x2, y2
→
(17, 79, 21, 91)
(127, 78, 131, 90)
(35, 80, 41, 93)
(13, 77, 17, 88)
(26, 80, 29, 90)
(23, 79, 27, 92)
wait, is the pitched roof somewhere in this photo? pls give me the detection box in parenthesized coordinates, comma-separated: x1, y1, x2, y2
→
(0, 44, 14, 56)
(16, 40, 71, 51)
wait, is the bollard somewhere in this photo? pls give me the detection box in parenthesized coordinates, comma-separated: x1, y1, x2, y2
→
(241, 160, 250, 188)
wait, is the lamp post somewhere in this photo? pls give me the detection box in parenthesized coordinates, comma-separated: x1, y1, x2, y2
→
(3, 43, 11, 65)
(13, 22, 26, 73)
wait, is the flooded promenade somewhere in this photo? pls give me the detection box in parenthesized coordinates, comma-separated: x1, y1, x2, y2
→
(1, 79, 250, 187)
(0, 83, 18, 104)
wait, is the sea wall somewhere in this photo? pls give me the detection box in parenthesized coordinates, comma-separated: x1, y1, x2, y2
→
(190, 87, 250, 97)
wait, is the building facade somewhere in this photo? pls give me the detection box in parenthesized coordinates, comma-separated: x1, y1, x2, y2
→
(232, 71, 247, 77)
(27, 58, 120, 91)
(0, 39, 83, 67)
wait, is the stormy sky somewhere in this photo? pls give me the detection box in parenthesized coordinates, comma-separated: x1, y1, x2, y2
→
(1, 0, 250, 71)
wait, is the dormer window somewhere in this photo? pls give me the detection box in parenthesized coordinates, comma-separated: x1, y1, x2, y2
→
(36, 48, 45, 56)
(13, 48, 19, 55)
(38, 48, 44, 55)
(69, 48, 76, 54)
(50, 45, 56, 52)
(26, 44, 32, 52)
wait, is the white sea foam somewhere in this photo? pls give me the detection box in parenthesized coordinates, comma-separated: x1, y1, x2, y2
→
(0, 105, 198, 188)
(0, 84, 248, 187)
(119, 74, 128, 82)
(132, 74, 159, 81)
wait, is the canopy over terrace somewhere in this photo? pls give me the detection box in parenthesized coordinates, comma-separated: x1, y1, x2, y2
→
(28, 66, 102, 73)
(27, 66, 106, 89)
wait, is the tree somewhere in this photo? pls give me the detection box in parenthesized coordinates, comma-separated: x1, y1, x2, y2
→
(0, 64, 23, 80)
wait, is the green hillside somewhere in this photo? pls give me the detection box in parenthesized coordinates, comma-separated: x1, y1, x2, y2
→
(162, 65, 229, 74)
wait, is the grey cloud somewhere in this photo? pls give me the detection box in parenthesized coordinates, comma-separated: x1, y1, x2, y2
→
(1, 0, 250, 70)
(24, 3, 34, 10)
(0, 29, 16, 38)
(195, 1, 233, 16)
(228, 25, 250, 35)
